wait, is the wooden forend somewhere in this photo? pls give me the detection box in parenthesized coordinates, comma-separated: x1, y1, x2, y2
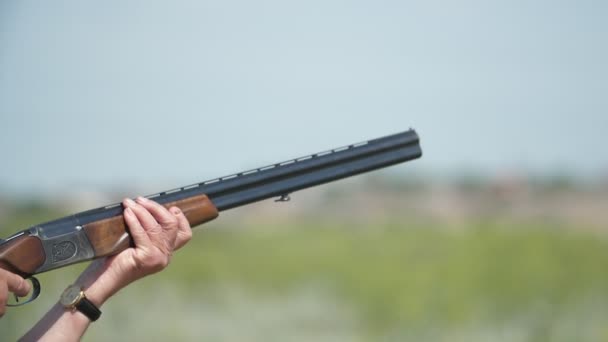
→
(83, 194, 218, 257)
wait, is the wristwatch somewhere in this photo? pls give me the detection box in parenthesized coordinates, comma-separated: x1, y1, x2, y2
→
(60, 284, 102, 322)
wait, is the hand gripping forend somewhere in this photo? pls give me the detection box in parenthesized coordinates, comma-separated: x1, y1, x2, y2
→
(82, 194, 218, 257)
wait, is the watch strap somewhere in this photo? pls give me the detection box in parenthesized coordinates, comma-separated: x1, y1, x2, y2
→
(75, 296, 102, 322)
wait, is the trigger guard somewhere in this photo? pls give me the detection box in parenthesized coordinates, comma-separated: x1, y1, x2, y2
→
(6, 276, 41, 307)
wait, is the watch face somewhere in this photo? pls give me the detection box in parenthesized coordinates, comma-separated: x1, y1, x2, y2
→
(60, 285, 83, 307)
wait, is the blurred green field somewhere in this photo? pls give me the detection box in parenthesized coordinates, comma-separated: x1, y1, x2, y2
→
(2, 206, 608, 341)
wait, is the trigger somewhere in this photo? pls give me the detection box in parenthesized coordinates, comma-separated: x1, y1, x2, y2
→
(6, 276, 41, 307)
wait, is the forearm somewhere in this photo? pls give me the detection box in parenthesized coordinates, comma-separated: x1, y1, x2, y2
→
(19, 302, 90, 342)
(20, 198, 190, 341)
(20, 261, 123, 342)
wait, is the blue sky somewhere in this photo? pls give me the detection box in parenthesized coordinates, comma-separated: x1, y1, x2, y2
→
(1, 0, 606, 192)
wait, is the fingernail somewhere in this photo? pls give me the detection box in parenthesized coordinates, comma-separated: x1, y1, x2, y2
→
(125, 198, 136, 207)
(125, 207, 133, 216)
(172, 208, 181, 215)
(136, 196, 149, 203)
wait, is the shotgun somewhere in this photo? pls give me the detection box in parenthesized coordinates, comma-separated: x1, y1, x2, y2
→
(0, 129, 422, 305)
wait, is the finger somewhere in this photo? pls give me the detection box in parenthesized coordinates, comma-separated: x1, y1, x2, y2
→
(1, 269, 31, 297)
(0, 282, 6, 317)
(123, 203, 151, 248)
(171, 207, 192, 250)
(125, 198, 161, 235)
(136, 197, 177, 228)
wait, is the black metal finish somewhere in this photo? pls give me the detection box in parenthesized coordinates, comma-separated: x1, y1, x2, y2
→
(28, 129, 421, 231)
(0, 129, 421, 305)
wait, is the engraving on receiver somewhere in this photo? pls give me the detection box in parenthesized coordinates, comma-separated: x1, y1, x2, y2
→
(52, 241, 77, 262)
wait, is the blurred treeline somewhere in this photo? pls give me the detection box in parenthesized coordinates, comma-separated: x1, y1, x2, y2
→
(1, 174, 608, 341)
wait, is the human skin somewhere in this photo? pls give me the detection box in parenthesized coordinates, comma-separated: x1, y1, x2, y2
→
(19, 197, 192, 341)
(0, 269, 32, 317)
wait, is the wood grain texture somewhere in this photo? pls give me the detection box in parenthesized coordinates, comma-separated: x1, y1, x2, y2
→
(0, 235, 45, 277)
(83, 194, 218, 257)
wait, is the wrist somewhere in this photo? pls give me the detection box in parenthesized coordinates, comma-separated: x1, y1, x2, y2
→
(74, 260, 130, 307)
(82, 276, 115, 307)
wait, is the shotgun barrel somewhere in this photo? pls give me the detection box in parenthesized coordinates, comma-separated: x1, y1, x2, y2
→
(47, 129, 421, 228)
(0, 129, 422, 302)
